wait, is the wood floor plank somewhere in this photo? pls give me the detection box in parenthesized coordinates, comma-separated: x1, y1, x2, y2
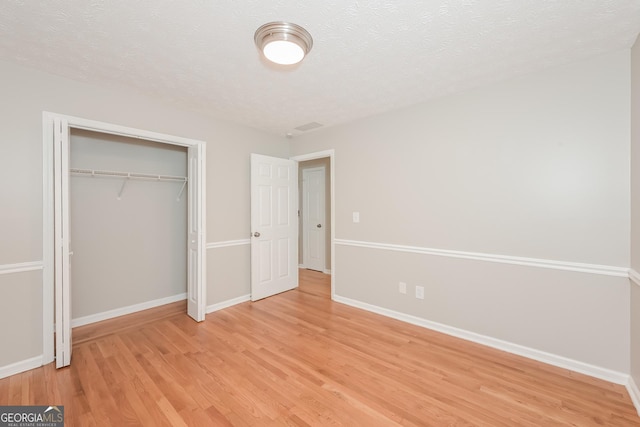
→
(0, 268, 638, 425)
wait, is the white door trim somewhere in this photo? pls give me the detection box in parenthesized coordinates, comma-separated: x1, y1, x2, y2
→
(42, 111, 207, 365)
(290, 150, 335, 299)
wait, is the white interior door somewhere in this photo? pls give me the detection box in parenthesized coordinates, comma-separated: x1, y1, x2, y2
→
(187, 144, 206, 321)
(302, 167, 325, 272)
(54, 117, 72, 368)
(250, 154, 298, 301)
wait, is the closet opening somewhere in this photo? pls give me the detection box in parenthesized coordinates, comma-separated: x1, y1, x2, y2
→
(69, 129, 188, 329)
(42, 112, 206, 368)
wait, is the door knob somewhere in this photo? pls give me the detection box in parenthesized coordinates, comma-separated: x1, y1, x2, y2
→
(253, 231, 261, 237)
(317, 224, 322, 228)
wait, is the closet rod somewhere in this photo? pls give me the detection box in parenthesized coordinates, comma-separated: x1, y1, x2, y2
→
(70, 168, 187, 182)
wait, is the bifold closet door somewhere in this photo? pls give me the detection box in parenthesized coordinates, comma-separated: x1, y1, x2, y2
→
(187, 143, 206, 322)
(54, 117, 72, 368)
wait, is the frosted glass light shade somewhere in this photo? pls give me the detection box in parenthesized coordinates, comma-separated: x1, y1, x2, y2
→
(255, 22, 313, 66)
(263, 40, 305, 65)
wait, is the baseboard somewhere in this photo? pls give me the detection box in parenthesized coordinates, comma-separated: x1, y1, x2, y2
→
(206, 294, 251, 314)
(628, 376, 640, 417)
(71, 293, 187, 328)
(298, 265, 331, 275)
(333, 294, 629, 386)
(0, 355, 43, 380)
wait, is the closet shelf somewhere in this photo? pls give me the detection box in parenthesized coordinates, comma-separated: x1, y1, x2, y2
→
(70, 168, 188, 201)
(70, 168, 187, 182)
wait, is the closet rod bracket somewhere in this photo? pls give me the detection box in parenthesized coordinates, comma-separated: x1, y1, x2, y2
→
(177, 181, 187, 202)
(117, 174, 131, 200)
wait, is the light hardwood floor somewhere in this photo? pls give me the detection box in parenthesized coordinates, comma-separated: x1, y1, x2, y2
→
(1, 269, 638, 426)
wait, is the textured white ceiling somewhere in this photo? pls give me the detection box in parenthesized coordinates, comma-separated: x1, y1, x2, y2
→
(1, 1, 639, 137)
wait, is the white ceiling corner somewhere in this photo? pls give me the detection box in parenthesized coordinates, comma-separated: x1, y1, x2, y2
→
(0, 0, 639, 137)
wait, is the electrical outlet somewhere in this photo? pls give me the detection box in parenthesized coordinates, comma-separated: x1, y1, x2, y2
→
(415, 286, 425, 300)
(399, 282, 407, 294)
(352, 212, 360, 223)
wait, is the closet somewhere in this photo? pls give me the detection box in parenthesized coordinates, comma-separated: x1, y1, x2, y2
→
(69, 129, 188, 327)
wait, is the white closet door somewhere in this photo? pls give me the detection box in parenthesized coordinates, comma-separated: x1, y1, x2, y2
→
(54, 117, 72, 368)
(187, 143, 206, 321)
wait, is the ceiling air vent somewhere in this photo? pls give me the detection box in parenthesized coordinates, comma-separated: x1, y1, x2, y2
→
(294, 122, 323, 132)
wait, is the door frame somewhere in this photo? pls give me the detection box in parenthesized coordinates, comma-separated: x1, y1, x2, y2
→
(290, 150, 335, 299)
(42, 112, 207, 364)
(301, 166, 326, 272)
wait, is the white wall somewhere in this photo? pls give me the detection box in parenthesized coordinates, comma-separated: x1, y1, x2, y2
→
(630, 34, 640, 402)
(70, 129, 187, 320)
(0, 59, 288, 370)
(291, 50, 631, 374)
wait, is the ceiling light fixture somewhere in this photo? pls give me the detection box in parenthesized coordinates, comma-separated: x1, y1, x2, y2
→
(254, 22, 313, 65)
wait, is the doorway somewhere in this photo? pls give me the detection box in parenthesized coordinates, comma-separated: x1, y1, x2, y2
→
(299, 162, 329, 273)
(249, 150, 335, 301)
(42, 112, 206, 367)
(291, 150, 335, 298)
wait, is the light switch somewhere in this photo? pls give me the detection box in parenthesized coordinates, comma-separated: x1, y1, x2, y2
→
(353, 212, 360, 223)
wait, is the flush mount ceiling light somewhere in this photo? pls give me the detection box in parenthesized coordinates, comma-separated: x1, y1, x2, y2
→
(254, 22, 313, 65)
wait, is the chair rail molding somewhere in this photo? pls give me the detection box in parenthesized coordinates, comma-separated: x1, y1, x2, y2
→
(0, 261, 43, 276)
(206, 239, 251, 249)
(335, 239, 628, 277)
